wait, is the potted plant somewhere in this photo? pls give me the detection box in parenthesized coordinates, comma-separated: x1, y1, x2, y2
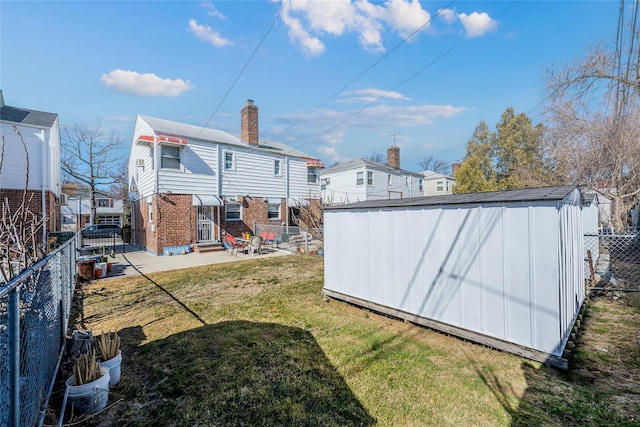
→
(97, 331, 122, 386)
(65, 349, 110, 416)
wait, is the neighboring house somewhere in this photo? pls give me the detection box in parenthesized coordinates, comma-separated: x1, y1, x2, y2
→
(60, 183, 124, 231)
(0, 89, 61, 239)
(421, 170, 455, 196)
(320, 145, 423, 205)
(127, 99, 323, 255)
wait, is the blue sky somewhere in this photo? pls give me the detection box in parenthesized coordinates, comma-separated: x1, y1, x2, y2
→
(0, 0, 624, 173)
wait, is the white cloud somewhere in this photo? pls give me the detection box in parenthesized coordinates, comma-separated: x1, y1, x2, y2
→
(318, 145, 342, 162)
(339, 88, 411, 104)
(201, 0, 225, 18)
(100, 70, 194, 97)
(458, 12, 498, 38)
(437, 8, 457, 24)
(188, 19, 232, 47)
(281, 6, 325, 56)
(382, 0, 431, 39)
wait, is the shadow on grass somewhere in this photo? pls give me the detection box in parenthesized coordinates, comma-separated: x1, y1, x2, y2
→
(110, 320, 376, 426)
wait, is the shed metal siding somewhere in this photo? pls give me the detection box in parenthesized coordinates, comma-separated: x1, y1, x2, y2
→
(324, 187, 584, 359)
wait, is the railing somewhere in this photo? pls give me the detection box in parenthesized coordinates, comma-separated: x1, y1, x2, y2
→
(0, 233, 79, 427)
(253, 224, 324, 254)
(584, 232, 640, 290)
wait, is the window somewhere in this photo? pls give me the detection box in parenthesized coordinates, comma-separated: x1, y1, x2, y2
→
(161, 145, 180, 169)
(97, 198, 112, 208)
(387, 174, 392, 185)
(274, 160, 281, 176)
(147, 202, 153, 222)
(321, 177, 330, 190)
(225, 202, 241, 220)
(307, 166, 319, 184)
(356, 171, 364, 186)
(419, 178, 424, 192)
(367, 171, 374, 186)
(224, 152, 234, 170)
(405, 177, 409, 187)
(437, 181, 444, 192)
(267, 203, 280, 219)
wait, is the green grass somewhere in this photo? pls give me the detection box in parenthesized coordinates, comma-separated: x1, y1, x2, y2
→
(54, 256, 640, 426)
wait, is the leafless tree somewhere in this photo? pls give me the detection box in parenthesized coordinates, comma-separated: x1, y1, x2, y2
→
(544, 24, 640, 231)
(0, 128, 46, 282)
(365, 152, 385, 164)
(419, 156, 449, 174)
(61, 124, 125, 225)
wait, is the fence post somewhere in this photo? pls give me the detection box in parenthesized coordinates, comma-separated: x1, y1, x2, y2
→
(9, 288, 20, 427)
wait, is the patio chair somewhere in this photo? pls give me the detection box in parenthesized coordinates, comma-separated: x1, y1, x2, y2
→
(248, 236, 263, 256)
(225, 234, 247, 256)
(264, 232, 277, 248)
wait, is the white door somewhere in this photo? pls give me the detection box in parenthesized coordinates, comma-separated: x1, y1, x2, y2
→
(196, 206, 215, 242)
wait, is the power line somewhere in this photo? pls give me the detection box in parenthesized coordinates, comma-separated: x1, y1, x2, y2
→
(196, 0, 289, 138)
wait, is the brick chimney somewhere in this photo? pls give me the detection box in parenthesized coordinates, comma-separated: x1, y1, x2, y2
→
(451, 161, 461, 177)
(387, 145, 400, 169)
(241, 99, 259, 146)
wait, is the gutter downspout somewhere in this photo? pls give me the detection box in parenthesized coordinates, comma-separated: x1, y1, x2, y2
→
(216, 144, 222, 241)
(41, 130, 48, 251)
(285, 156, 290, 228)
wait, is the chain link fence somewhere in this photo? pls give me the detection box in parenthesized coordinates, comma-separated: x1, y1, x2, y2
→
(253, 224, 324, 254)
(584, 232, 640, 291)
(0, 234, 79, 427)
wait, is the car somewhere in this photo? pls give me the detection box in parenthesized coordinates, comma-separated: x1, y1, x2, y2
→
(81, 224, 122, 238)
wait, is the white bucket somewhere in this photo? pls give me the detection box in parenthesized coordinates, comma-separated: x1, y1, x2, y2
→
(100, 351, 122, 386)
(65, 366, 110, 416)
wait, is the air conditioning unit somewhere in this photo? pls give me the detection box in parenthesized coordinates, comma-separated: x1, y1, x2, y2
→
(136, 159, 145, 167)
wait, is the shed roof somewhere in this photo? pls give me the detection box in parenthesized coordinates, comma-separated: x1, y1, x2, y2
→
(139, 115, 316, 160)
(325, 185, 580, 211)
(0, 105, 58, 128)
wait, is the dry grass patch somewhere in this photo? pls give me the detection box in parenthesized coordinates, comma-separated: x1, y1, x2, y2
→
(53, 255, 640, 426)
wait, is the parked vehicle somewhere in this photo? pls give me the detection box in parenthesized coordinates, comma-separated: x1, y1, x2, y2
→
(82, 224, 121, 238)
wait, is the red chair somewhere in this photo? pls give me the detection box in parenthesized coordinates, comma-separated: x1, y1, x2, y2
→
(225, 234, 247, 256)
(264, 232, 276, 248)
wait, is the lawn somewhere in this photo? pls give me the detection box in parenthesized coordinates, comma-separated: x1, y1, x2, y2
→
(52, 255, 640, 426)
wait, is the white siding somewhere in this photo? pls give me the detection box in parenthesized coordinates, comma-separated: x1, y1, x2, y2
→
(0, 121, 59, 193)
(322, 166, 421, 205)
(324, 192, 584, 357)
(128, 117, 156, 198)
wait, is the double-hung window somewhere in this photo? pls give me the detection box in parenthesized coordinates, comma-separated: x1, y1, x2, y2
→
(267, 203, 280, 219)
(224, 152, 234, 170)
(437, 181, 444, 192)
(307, 166, 319, 184)
(161, 145, 180, 169)
(225, 202, 241, 220)
(367, 171, 374, 186)
(356, 171, 364, 186)
(419, 178, 424, 192)
(274, 160, 281, 176)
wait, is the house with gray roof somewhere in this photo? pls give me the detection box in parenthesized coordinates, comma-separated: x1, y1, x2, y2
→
(421, 170, 456, 196)
(127, 99, 323, 255)
(0, 89, 61, 238)
(320, 145, 424, 205)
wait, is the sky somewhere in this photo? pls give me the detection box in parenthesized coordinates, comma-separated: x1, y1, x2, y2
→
(0, 0, 628, 174)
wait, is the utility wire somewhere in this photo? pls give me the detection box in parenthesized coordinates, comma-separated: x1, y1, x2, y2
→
(270, 0, 456, 143)
(196, 0, 289, 138)
(284, 1, 521, 156)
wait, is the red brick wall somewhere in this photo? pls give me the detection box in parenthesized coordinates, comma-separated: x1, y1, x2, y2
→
(0, 189, 61, 237)
(222, 197, 283, 237)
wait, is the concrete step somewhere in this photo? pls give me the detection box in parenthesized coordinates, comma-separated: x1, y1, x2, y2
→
(194, 242, 225, 253)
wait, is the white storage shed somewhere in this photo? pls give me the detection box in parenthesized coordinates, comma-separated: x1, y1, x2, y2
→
(323, 185, 585, 368)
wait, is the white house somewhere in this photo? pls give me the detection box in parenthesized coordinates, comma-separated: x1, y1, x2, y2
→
(421, 170, 455, 196)
(320, 145, 423, 205)
(127, 99, 323, 255)
(323, 185, 585, 369)
(0, 89, 61, 238)
(60, 184, 125, 231)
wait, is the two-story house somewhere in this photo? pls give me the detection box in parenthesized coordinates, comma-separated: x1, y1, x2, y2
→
(127, 99, 323, 255)
(0, 90, 61, 240)
(421, 170, 456, 196)
(60, 183, 125, 231)
(320, 145, 423, 205)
